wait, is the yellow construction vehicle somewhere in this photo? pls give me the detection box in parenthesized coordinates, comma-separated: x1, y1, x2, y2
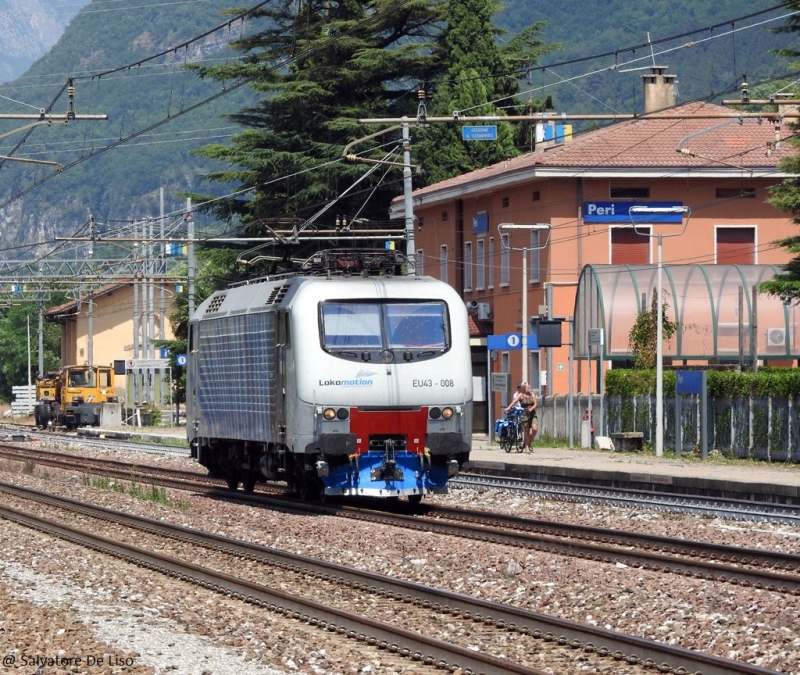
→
(34, 365, 119, 429)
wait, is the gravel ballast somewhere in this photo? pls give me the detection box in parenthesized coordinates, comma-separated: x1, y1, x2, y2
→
(0, 441, 798, 674)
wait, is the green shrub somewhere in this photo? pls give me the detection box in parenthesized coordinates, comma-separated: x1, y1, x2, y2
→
(606, 367, 800, 398)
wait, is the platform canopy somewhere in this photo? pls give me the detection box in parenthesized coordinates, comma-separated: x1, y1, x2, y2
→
(574, 264, 800, 361)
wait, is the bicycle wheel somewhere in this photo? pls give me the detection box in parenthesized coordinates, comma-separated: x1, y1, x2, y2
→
(500, 427, 512, 452)
(515, 422, 525, 452)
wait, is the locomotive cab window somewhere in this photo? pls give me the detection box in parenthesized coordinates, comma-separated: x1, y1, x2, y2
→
(321, 301, 450, 362)
(386, 303, 447, 349)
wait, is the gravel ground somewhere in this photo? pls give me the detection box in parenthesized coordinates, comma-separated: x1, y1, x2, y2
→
(1, 440, 799, 674)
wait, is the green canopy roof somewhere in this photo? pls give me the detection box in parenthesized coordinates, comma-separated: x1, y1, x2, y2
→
(574, 264, 798, 361)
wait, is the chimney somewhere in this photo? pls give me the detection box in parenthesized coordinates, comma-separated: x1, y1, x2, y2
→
(642, 66, 676, 114)
(775, 92, 797, 117)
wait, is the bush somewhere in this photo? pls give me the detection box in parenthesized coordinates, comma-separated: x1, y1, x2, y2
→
(605, 367, 800, 398)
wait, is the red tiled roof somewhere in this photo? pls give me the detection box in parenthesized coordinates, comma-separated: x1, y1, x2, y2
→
(404, 101, 796, 202)
(45, 280, 133, 318)
(468, 315, 492, 337)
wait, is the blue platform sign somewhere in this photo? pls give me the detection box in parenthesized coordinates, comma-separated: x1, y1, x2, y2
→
(472, 211, 489, 234)
(176, 354, 188, 367)
(487, 334, 539, 351)
(462, 125, 498, 141)
(676, 370, 703, 395)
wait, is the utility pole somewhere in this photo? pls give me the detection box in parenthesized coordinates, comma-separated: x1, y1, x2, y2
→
(187, 198, 195, 318)
(0, 79, 107, 169)
(402, 119, 416, 274)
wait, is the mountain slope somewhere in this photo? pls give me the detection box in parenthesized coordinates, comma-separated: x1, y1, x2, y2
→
(496, 0, 793, 114)
(0, 0, 90, 83)
(0, 0, 253, 255)
(0, 0, 795, 260)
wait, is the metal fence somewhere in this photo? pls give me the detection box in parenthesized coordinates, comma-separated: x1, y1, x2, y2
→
(538, 394, 800, 462)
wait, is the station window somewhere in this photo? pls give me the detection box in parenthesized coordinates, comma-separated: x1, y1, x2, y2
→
(610, 187, 649, 199)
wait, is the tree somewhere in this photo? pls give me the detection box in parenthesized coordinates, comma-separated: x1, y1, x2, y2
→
(761, 2, 800, 302)
(188, 0, 557, 268)
(762, 131, 800, 302)
(414, 0, 556, 186)
(189, 0, 450, 270)
(0, 303, 62, 401)
(627, 291, 679, 369)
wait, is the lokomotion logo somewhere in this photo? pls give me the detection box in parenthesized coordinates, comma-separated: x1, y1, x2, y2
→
(318, 369, 377, 387)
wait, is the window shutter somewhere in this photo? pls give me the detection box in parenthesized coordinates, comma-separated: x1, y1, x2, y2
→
(611, 228, 649, 264)
(717, 228, 754, 264)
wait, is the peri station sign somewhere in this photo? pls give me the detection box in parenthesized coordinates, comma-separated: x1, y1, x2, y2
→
(583, 201, 685, 223)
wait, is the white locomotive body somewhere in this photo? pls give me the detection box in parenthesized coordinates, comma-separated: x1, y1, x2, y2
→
(187, 270, 472, 501)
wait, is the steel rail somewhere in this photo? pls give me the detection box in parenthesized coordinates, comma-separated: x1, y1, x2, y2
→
(5, 444, 800, 593)
(333, 505, 800, 594)
(454, 473, 800, 525)
(417, 502, 800, 572)
(0, 500, 546, 675)
(0, 482, 786, 675)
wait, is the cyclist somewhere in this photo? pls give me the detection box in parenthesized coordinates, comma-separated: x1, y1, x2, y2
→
(505, 382, 525, 411)
(506, 381, 537, 452)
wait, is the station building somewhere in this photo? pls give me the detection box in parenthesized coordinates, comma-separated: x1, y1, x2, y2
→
(394, 68, 800, 428)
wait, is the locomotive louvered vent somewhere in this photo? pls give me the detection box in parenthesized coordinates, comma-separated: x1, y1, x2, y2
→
(265, 283, 291, 306)
(206, 294, 227, 313)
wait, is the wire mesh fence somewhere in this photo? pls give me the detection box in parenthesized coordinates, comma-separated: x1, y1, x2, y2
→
(538, 394, 800, 462)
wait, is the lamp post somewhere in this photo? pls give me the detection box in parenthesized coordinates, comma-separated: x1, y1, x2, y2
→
(498, 223, 551, 384)
(628, 205, 690, 457)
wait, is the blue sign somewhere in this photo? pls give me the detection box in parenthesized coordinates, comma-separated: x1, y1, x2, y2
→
(160, 347, 170, 359)
(472, 211, 489, 234)
(487, 334, 539, 351)
(462, 125, 498, 141)
(176, 354, 188, 367)
(583, 202, 684, 224)
(676, 370, 703, 395)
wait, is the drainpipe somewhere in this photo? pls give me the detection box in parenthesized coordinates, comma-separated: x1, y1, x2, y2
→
(455, 199, 464, 297)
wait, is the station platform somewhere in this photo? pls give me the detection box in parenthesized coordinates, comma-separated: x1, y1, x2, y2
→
(465, 434, 800, 505)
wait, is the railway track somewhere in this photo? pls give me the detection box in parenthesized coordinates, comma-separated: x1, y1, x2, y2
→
(454, 472, 800, 525)
(0, 481, 784, 675)
(4, 442, 800, 595)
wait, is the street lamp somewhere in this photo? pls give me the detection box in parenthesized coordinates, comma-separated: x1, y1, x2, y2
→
(628, 205, 691, 457)
(498, 223, 551, 385)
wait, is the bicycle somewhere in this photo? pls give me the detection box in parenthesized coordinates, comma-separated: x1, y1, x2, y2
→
(497, 404, 524, 453)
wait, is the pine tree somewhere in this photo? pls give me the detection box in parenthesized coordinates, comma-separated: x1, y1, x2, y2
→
(414, 0, 556, 186)
(189, 0, 448, 268)
(761, 2, 800, 302)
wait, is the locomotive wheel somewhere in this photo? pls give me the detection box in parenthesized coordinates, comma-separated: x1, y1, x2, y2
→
(225, 470, 239, 491)
(242, 474, 256, 493)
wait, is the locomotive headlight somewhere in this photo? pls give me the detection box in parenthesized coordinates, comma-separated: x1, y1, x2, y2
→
(441, 407, 455, 420)
(323, 407, 337, 421)
(336, 407, 349, 420)
(428, 407, 441, 420)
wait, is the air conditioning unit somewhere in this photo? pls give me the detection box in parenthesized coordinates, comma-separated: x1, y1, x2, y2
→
(766, 327, 787, 348)
(477, 302, 491, 320)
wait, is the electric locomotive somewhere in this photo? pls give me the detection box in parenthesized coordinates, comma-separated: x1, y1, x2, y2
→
(186, 251, 472, 501)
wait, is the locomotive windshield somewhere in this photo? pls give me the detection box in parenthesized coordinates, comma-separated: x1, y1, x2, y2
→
(321, 301, 449, 361)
